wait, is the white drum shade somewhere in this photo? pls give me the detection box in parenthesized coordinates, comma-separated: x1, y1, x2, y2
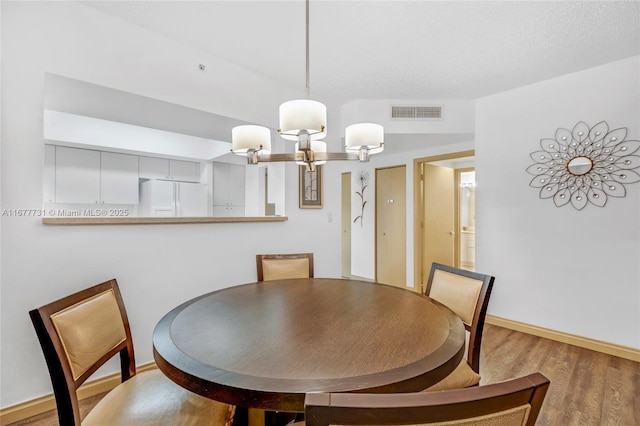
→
(345, 123, 384, 154)
(232, 125, 271, 155)
(279, 100, 327, 141)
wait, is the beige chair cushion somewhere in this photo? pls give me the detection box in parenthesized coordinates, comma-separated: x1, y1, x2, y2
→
(50, 290, 126, 380)
(429, 270, 483, 326)
(83, 369, 235, 426)
(424, 360, 481, 392)
(262, 258, 310, 281)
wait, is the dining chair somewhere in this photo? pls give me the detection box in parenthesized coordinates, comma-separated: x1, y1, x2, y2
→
(423, 262, 495, 391)
(29, 278, 236, 426)
(302, 373, 549, 426)
(256, 253, 314, 281)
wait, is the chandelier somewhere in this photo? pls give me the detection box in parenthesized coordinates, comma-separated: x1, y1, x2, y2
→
(231, 0, 384, 171)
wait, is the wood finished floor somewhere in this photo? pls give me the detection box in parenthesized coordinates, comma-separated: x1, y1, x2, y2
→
(7, 324, 639, 425)
(480, 324, 639, 425)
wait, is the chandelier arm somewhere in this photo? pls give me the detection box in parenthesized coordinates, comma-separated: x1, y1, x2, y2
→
(249, 152, 363, 164)
(314, 152, 361, 161)
(256, 153, 306, 162)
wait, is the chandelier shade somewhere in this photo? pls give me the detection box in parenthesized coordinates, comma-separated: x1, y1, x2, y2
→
(278, 100, 327, 141)
(231, 125, 271, 155)
(345, 123, 384, 154)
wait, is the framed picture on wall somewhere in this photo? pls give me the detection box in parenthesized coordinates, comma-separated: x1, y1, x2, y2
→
(299, 165, 323, 208)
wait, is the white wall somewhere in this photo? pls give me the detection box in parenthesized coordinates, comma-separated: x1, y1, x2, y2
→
(0, 2, 341, 407)
(475, 56, 640, 348)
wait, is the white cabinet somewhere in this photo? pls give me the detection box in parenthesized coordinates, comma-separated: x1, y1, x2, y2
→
(460, 232, 476, 267)
(139, 157, 200, 182)
(43, 145, 56, 203)
(55, 146, 101, 203)
(138, 156, 168, 180)
(170, 160, 200, 182)
(212, 162, 245, 217)
(101, 152, 139, 204)
(53, 146, 138, 204)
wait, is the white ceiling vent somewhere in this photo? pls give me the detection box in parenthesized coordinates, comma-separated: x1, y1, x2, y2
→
(391, 105, 443, 120)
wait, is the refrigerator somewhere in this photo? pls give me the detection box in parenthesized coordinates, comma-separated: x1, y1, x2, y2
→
(139, 180, 208, 217)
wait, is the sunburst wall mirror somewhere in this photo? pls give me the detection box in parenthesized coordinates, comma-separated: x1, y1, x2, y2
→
(526, 121, 640, 210)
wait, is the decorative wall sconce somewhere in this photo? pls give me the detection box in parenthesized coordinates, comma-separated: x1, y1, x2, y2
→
(527, 121, 640, 210)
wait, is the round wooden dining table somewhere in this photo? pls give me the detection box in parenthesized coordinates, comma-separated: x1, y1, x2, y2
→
(152, 278, 465, 413)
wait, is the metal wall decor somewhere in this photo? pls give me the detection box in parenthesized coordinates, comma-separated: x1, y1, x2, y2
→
(526, 121, 640, 210)
(353, 171, 369, 227)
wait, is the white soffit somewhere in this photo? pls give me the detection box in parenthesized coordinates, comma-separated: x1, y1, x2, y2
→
(44, 110, 231, 161)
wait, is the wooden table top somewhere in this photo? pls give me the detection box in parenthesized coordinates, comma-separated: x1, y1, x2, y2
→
(153, 278, 465, 412)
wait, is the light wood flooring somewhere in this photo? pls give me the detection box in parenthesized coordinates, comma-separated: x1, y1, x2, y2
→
(480, 324, 639, 425)
(7, 324, 639, 425)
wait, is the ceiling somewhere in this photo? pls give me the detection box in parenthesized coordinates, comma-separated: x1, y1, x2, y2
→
(84, 1, 639, 105)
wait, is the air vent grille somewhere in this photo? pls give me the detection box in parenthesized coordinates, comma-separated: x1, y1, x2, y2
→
(391, 106, 442, 120)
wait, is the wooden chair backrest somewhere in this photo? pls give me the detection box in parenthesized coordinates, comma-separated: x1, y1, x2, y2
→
(425, 263, 494, 372)
(256, 253, 314, 281)
(29, 279, 135, 425)
(304, 373, 549, 426)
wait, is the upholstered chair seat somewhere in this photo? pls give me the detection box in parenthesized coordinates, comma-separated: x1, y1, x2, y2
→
(424, 358, 481, 391)
(83, 369, 234, 425)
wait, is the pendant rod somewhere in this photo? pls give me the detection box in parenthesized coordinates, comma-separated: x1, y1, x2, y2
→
(305, 0, 310, 99)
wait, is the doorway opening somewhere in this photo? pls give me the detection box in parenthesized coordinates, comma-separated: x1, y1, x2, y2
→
(413, 150, 475, 292)
(457, 169, 476, 271)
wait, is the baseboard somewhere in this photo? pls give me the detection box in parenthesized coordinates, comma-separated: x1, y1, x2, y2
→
(486, 315, 640, 362)
(0, 362, 157, 426)
(345, 274, 375, 282)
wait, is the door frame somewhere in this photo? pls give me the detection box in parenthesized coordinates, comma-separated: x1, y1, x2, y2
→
(413, 150, 474, 291)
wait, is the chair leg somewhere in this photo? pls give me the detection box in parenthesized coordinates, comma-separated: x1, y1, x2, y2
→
(264, 410, 298, 426)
